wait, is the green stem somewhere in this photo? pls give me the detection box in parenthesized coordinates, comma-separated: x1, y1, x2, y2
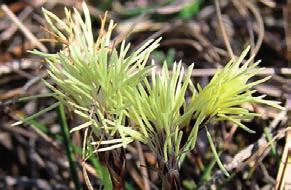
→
(58, 103, 82, 190)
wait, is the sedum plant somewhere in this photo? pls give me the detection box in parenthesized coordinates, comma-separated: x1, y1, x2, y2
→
(23, 2, 284, 189)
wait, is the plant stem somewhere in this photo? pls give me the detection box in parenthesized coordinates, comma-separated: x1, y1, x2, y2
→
(157, 156, 181, 190)
(99, 149, 126, 190)
(162, 169, 181, 190)
(58, 104, 82, 190)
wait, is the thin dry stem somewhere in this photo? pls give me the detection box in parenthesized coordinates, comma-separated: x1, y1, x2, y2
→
(242, 0, 265, 57)
(136, 141, 150, 190)
(1, 4, 47, 52)
(82, 128, 94, 190)
(215, 0, 234, 59)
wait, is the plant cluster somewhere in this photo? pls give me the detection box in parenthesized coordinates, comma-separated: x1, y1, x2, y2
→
(25, 2, 283, 189)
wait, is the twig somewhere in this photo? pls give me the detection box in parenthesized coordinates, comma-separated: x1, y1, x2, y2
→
(136, 141, 150, 190)
(242, 0, 265, 58)
(23, 76, 42, 93)
(255, 84, 283, 98)
(214, 0, 234, 59)
(132, 20, 182, 52)
(0, 59, 38, 76)
(198, 118, 288, 190)
(258, 0, 276, 8)
(0, 6, 33, 42)
(112, 14, 147, 48)
(1, 4, 47, 52)
(269, 110, 287, 130)
(161, 38, 203, 51)
(82, 128, 94, 190)
(247, 21, 256, 56)
(3, 176, 55, 189)
(127, 162, 145, 189)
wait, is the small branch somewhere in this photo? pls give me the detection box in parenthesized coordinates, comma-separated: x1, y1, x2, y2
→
(0, 6, 33, 42)
(215, 0, 234, 59)
(242, 0, 265, 58)
(132, 20, 182, 52)
(0, 59, 38, 75)
(198, 123, 289, 190)
(136, 141, 150, 190)
(112, 14, 147, 48)
(1, 4, 47, 52)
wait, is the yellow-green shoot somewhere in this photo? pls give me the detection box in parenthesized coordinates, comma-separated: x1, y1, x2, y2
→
(125, 47, 284, 175)
(29, 2, 161, 151)
(26, 2, 284, 179)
